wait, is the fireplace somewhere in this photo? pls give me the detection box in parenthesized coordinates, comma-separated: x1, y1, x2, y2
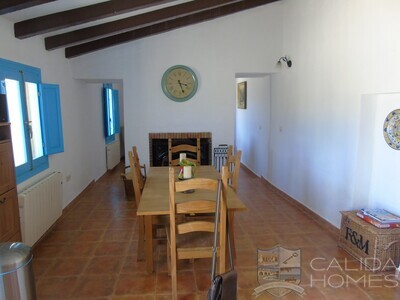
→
(149, 132, 212, 166)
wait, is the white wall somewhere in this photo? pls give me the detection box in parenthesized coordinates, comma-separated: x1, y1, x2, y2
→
(0, 17, 107, 208)
(354, 93, 400, 214)
(236, 76, 271, 178)
(4, 0, 399, 228)
(269, 0, 400, 227)
(69, 3, 283, 167)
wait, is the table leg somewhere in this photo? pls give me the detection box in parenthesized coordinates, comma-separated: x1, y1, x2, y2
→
(137, 216, 145, 261)
(228, 211, 236, 259)
(145, 215, 154, 274)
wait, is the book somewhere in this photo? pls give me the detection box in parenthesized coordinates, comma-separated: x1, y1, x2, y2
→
(356, 211, 400, 229)
(360, 208, 400, 224)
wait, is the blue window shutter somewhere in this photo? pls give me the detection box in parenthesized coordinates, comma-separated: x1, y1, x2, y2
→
(103, 87, 111, 137)
(113, 89, 120, 134)
(40, 83, 64, 154)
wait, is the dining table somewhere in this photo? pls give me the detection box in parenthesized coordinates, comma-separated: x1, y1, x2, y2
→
(137, 165, 247, 274)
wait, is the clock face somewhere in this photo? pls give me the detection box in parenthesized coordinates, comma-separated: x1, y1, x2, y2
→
(162, 65, 198, 102)
(383, 109, 400, 150)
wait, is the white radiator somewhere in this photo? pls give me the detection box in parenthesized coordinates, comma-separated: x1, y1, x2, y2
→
(106, 133, 120, 169)
(18, 172, 63, 246)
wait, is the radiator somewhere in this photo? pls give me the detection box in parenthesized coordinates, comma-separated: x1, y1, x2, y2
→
(213, 144, 229, 172)
(106, 134, 120, 170)
(18, 172, 63, 246)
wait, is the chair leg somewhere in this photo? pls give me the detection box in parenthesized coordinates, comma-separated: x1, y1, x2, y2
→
(171, 269, 177, 300)
(167, 241, 171, 276)
(137, 216, 145, 261)
(228, 212, 236, 259)
(171, 248, 177, 300)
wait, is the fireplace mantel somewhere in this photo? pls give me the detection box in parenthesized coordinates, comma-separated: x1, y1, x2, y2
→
(149, 132, 212, 166)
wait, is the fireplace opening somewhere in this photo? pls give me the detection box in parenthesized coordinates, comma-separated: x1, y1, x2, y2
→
(149, 133, 212, 166)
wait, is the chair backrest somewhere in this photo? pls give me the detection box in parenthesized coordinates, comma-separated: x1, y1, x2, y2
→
(168, 165, 228, 272)
(128, 150, 142, 208)
(168, 138, 201, 166)
(225, 149, 242, 191)
(227, 145, 233, 157)
(132, 146, 146, 189)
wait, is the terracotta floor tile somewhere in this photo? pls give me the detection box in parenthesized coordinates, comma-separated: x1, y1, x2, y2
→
(115, 273, 156, 295)
(36, 276, 79, 298)
(31, 163, 392, 299)
(103, 229, 134, 241)
(46, 257, 88, 276)
(120, 255, 147, 274)
(176, 270, 197, 294)
(72, 275, 117, 298)
(62, 241, 97, 257)
(235, 249, 257, 269)
(236, 268, 258, 290)
(156, 272, 172, 293)
(33, 243, 65, 258)
(52, 219, 82, 231)
(193, 269, 211, 292)
(85, 255, 123, 274)
(40, 230, 77, 244)
(94, 241, 129, 256)
(74, 230, 105, 243)
(80, 219, 111, 230)
(32, 258, 55, 277)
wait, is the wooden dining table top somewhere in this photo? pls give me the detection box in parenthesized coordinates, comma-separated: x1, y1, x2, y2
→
(137, 165, 247, 216)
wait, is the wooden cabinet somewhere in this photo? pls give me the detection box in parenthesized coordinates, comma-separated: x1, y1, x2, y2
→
(0, 123, 21, 242)
(0, 140, 15, 195)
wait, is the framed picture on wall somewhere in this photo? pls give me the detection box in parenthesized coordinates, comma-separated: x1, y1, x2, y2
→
(237, 81, 247, 109)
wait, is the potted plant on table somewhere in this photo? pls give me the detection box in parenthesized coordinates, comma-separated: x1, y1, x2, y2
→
(178, 159, 196, 180)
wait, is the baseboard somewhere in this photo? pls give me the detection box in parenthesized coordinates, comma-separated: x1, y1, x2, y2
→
(240, 163, 258, 178)
(62, 179, 95, 215)
(240, 162, 339, 237)
(259, 175, 339, 237)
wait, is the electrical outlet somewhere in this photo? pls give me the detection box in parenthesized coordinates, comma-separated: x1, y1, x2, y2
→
(66, 175, 71, 182)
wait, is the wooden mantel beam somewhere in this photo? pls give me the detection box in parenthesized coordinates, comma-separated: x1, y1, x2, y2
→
(0, 0, 56, 15)
(14, 0, 174, 39)
(65, 0, 279, 58)
(45, 0, 244, 50)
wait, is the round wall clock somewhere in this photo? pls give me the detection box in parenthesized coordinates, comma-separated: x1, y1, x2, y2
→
(383, 109, 400, 150)
(161, 65, 198, 102)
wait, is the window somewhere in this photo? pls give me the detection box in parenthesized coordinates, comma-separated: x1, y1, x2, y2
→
(0, 58, 64, 183)
(103, 84, 120, 144)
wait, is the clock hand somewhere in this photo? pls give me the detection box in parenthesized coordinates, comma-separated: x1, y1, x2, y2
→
(178, 80, 185, 93)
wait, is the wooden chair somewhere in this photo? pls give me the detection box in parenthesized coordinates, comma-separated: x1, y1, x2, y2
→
(132, 146, 147, 189)
(128, 151, 168, 261)
(121, 146, 146, 199)
(166, 166, 228, 299)
(168, 138, 201, 166)
(225, 148, 242, 191)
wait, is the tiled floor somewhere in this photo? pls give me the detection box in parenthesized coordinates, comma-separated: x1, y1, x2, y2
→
(33, 164, 400, 299)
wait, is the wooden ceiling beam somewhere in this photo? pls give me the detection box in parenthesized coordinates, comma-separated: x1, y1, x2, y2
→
(0, 0, 56, 15)
(45, 0, 244, 50)
(65, 0, 279, 58)
(14, 0, 174, 39)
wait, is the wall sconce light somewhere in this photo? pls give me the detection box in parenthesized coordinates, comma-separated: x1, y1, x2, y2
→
(278, 56, 292, 68)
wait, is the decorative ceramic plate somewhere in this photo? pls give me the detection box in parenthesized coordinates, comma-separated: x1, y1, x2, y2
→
(383, 109, 400, 150)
